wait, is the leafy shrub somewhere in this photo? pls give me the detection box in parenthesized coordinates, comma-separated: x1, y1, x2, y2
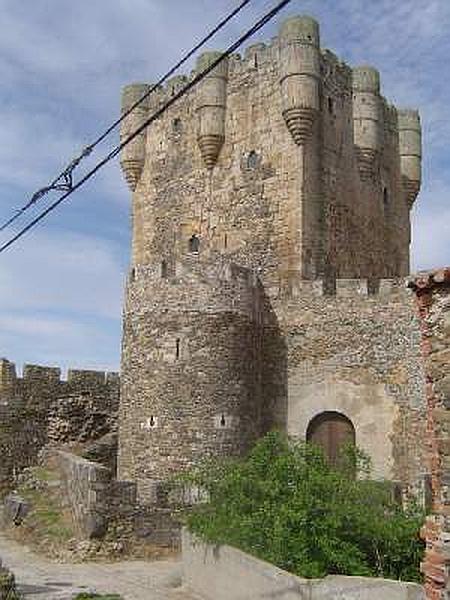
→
(182, 432, 424, 581)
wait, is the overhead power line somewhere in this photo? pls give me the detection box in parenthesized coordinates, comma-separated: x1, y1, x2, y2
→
(0, 0, 292, 255)
(0, 0, 254, 234)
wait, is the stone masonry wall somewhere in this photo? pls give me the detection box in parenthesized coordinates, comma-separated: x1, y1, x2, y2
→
(121, 15, 421, 289)
(118, 257, 266, 502)
(408, 269, 450, 600)
(275, 278, 427, 491)
(0, 360, 119, 494)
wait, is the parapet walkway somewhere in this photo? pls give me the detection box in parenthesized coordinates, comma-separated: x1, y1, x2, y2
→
(0, 533, 200, 600)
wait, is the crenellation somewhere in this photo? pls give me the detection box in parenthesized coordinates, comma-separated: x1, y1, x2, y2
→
(0, 358, 120, 494)
(22, 363, 61, 385)
(166, 74, 189, 96)
(0, 359, 17, 395)
(67, 369, 107, 387)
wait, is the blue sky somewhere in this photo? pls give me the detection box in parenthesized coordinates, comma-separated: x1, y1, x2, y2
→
(0, 0, 449, 373)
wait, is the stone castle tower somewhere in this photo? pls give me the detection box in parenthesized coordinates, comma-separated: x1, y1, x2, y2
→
(118, 15, 424, 501)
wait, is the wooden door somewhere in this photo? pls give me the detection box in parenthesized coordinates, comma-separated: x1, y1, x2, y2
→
(306, 411, 355, 465)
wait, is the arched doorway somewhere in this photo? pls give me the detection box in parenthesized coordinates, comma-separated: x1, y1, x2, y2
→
(306, 411, 355, 466)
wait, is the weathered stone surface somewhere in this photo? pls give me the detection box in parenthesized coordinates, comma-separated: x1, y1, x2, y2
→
(117, 13, 426, 507)
(408, 271, 450, 598)
(1, 494, 30, 527)
(0, 360, 119, 494)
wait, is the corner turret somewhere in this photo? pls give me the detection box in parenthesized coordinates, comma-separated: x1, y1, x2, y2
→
(398, 109, 422, 206)
(352, 66, 383, 179)
(120, 83, 151, 191)
(195, 52, 229, 169)
(279, 16, 321, 145)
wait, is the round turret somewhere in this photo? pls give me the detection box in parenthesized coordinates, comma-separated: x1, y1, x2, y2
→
(195, 51, 229, 169)
(118, 258, 262, 501)
(352, 66, 383, 179)
(120, 83, 151, 191)
(279, 15, 321, 145)
(398, 109, 422, 206)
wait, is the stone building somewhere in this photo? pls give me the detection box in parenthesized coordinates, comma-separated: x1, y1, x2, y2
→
(117, 13, 426, 503)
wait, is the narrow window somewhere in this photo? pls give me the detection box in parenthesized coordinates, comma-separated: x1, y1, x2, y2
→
(130, 267, 136, 282)
(161, 259, 168, 278)
(189, 234, 200, 253)
(149, 415, 156, 428)
(175, 338, 180, 360)
(328, 97, 334, 114)
(220, 414, 226, 427)
(224, 233, 228, 249)
(172, 118, 182, 133)
(247, 150, 258, 169)
(383, 187, 389, 207)
(254, 54, 258, 69)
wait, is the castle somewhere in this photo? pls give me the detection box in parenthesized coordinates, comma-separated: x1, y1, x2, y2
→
(2, 12, 450, 598)
(117, 14, 427, 502)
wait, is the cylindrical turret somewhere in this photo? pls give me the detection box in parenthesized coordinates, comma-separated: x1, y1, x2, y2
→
(118, 259, 262, 501)
(398, 109, 422, 206)
(120, 83, 151, 191)
(279, 15, 321, 145)
(352, 66, 383, 179)
(196, 52, 228, 170)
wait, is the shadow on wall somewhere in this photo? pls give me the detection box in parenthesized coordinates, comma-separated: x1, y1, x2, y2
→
(260, 283, 288, 435)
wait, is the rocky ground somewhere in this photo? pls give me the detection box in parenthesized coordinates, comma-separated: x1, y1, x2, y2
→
(0, 533, 200, 600)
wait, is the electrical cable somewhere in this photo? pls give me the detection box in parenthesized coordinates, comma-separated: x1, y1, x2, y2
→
(0, 0, 254, 233)
(0, 0, 292, 255)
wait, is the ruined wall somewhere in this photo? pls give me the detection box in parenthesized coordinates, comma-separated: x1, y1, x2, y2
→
(120, 15, 421, 287)
(0, 359, 119, 494)
(409, 269, 450, 599)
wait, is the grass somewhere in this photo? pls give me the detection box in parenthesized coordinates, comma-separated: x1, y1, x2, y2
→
(19, 486, 74, 543)
(8, 466, 75, 551)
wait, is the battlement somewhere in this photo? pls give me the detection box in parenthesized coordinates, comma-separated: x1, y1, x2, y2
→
(130, 257, 259, 288)
(290, 278, 410, 299)
(126, 257, 261, 323)
(0, 359, 119, 389)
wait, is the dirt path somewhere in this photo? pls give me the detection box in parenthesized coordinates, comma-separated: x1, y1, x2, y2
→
(0, 534, 199, 600)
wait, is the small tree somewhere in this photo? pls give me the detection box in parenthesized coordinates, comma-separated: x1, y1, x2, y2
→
(182, 432, 424, 581)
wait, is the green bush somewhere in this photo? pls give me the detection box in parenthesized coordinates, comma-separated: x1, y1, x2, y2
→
(182, 432, 425, 581)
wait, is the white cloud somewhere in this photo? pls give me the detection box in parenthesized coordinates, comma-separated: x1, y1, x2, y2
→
(0, 229, 125, 319)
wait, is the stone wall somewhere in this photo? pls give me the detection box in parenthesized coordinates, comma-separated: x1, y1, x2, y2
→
(118, 257, 266, 502)
(119, 265, 428, 499)
(408, 269, 450, 599)
(276, 278, 427, 490)
(120, 15, 421, 286)
(0, 360, 119, 494)
(57, 450, 180, 547)
(118, 12, 424, 504)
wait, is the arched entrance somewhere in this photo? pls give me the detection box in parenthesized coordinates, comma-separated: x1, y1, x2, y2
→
(306, 411, 355, 465)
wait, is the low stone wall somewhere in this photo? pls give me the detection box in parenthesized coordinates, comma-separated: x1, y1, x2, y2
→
(57, 450, 180, 548)
(182, 529, 425, 600)
(57, 451, 112, 539)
